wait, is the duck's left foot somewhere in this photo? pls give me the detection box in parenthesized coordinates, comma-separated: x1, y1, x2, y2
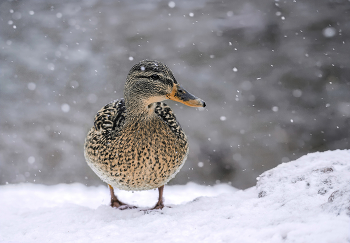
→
(151, 185, 165, 210)
(152, 202, 164, 210)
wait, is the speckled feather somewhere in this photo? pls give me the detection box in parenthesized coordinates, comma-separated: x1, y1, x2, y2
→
(84, 99, 189, 191)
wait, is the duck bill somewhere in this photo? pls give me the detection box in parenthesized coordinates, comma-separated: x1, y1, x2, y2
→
(166, 84, 206, 108)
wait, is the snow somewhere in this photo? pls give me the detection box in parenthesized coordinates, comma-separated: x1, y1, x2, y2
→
(220, 116, 227, 121)
(27, 82, 36, 91)
(168, 1, 176, 8)
(1, 150, 349, 243)
(323, 27, 336, 38)
(61, 103, 70, 113)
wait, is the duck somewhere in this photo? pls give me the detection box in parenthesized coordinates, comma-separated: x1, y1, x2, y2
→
(84, 60, 206, 209)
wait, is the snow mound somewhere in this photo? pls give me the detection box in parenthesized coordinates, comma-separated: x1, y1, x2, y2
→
(257, 150, 350, 216)
(1, 150, 349, 243)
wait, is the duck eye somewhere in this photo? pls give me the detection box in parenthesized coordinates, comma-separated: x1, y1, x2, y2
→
(151, 74, 160, 80)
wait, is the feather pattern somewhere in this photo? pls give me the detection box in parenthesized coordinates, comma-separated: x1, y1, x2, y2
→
(84, 99, 188, 191)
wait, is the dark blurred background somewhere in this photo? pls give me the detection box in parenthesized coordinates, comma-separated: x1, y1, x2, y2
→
(1, 0, 349, 189)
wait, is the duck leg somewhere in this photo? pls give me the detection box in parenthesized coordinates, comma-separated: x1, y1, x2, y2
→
(152, 185, 165, 210)
(109, 184, 136, 209)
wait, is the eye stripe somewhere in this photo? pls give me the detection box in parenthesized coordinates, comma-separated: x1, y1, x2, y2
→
(134, 73, 174, 86)
(135, 75, 149, 79)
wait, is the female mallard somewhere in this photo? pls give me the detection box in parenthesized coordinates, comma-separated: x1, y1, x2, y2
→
(84, 60, 205, 209)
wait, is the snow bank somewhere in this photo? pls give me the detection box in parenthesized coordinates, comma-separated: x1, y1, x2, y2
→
(1, 150, 349, 243)
(257, 150, 350, 216)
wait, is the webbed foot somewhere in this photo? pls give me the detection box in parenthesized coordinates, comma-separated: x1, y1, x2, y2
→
(109, 184, 137, 209)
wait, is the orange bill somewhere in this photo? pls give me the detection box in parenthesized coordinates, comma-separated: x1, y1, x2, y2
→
(166, 84, 206, 108)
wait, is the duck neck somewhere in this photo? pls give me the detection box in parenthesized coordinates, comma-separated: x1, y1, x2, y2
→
(124, 95, 155, 120)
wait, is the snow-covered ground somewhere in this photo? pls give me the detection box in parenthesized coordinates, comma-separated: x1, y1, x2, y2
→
(1, 150, 349, 243)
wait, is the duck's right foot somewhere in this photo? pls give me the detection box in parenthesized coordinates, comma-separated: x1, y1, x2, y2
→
(109, 184, 137, 209)
(111, 199, 137, 210)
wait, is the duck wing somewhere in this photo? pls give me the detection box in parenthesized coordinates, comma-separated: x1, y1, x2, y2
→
(154, 102, 187, 142)
(93, 99, 126, 140)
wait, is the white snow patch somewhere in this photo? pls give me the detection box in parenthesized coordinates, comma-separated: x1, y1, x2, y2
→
(257, 150, 350, 217)
(1, 150, 349, 243)
(47, 63, 55, 71)
(220, 116, 226, 121)
(323, 27, 336, 38)
(168, 1, 175, 8)
(70, 80, 79, 89)
(27, 82, 36, 90)
(27, 156, 35, 164)
(61, 103, 70, 112)
(292, 89, 302, 97)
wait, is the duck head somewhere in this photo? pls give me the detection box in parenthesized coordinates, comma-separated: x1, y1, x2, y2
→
(124, 60, 206, 114)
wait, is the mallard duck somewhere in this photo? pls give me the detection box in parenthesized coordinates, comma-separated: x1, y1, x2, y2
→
(84, 60, 205, 209)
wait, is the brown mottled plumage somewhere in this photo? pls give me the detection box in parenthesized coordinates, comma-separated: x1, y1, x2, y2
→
(84, 60, 205, 209)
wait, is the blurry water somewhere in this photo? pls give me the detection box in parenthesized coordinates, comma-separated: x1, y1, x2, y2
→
(1, 0, 349, 188)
